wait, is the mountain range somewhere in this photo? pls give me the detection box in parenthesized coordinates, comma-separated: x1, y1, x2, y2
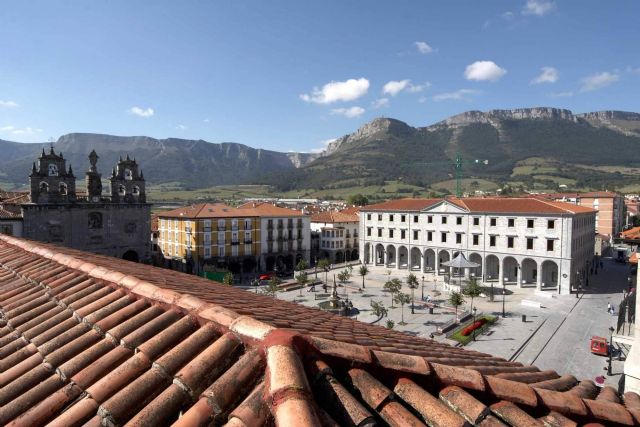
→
(1, 107, 639, 193)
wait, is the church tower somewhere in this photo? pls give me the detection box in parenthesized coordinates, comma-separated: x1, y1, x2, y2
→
(109, 155, 146, 203)
(85, 150, 103, 202)
(29, 147, 76, 204)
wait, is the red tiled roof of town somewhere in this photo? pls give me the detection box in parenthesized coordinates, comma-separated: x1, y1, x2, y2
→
(158, 203, 259, 219)
(0, 190, 30, 204)
(363, 198, 442, 212)
(363, 197, 597, 215)
(237, 201, 305, 217)
(310, 208, 359, 223)
(621, 226, 640, 240)
(150, 215, 158, 232)
(1, 235, 638, 425)
(0, 205, 22, 219)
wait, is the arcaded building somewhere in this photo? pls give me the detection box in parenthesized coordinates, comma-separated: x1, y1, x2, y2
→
(21, 148, 151, 261)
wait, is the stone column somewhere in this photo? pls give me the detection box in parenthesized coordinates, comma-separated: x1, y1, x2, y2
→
(420, 251, 425, 273)
(498, 258, 504, 287)
(536, 263, 542, 290)
(517, 264, 522, 288)
(435, 250, 440, 276)
(384, 249, 388, 267)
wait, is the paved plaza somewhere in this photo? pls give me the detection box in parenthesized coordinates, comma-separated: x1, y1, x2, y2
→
(261, 256, 634, 389)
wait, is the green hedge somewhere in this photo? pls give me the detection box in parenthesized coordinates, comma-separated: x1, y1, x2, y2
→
(449, 315, 497, 345)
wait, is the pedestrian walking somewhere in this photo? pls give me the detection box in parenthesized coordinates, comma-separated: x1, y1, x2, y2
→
(611, 305, 616, 316)
(607, 302, 612, 314)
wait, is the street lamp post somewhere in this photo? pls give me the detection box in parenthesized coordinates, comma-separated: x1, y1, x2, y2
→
(421, 275, 425, 301)
(576, 271, 581, 298)
(502, 286, 506, 318)
(472, 307, 478, 341)
(608, 326, 615, 375)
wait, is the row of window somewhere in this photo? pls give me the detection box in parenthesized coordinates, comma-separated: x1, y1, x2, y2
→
(366, 213, 557, 229)
(161, 230, 253, 244)
(367, 228, 556, 251)
(321, 240, 347, 249)
(321, 229, 357, 238)
(160, 218, 253, 231)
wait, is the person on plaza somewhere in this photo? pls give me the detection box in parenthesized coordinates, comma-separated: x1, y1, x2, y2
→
(611, 305, 616, 316)
(607, 302, 612, 314)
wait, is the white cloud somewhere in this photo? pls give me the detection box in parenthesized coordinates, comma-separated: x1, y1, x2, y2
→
(414, 41, 433, 54)
(128, 106, 154, 117)
(433, 89, 480, 101)
(548, 91, 574, 97)
(502, 11, 515, 20)
(382, 79, 430, 96)
(372, 98, 389, 109)
(580, 71, 620, 92)
(300, 78, 369, 104)
(175, 124, 187, 130)
(383, 80, 410, 96)
(330, 106, 365, 118)
(310, 138, 338, 153)
(0, 100, 18, 108)
(531, 66, 559, 84)
(203, 118, 211, 123)
(418, 96, 427, 103)
(482, 20, 491, 30)
(522, 0, 555, 16)
(0, 125, 42, 135)
(464, 61, 507, 82)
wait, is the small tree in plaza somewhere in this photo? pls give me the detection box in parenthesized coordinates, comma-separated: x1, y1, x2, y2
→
(383, 278, 402, 308)
(296, 259, 309, 272)
(222, 272, 234, 286)
(448, 291, 466, 322)
(406, 273, 419, 314)
(317, 258, 331, 285)
(370, 300, 388, 320)
(394, 292, 412, 325)
(462, 277, 483, 313)
(386, 319, 395, 329)
(338, 269, 350, 285)
(263, 276, 282, 298)
(296, 271, 309, 296)
(358, 265, 369, 289)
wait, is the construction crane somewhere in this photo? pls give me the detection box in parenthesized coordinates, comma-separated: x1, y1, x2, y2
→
(417, 153, 489, 197)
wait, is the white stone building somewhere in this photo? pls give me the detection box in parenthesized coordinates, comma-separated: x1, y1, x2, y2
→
(360, 197, 596, 295)
(310, 208, 360, 264)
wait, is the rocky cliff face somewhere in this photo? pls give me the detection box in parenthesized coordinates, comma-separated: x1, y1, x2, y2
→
(436, 107, 577, 128)
(322, 117, 415, 155)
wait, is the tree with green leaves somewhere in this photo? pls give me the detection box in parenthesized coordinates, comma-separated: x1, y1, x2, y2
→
(358, 265, 369, 289)
(394, 292, 412, 325)
(448, 291, 466, 322)
(263, 276, 282, 298)
(296, 259, 309, 272)
(347, 194, 369, 206)
(383, 278, 402, 308)
(222, 272, 234, 286)
(406, 273, 419, 314)
(317, 258, 331, 285)
(385, 319, 395, 329)
(296, 271, 309, 296)
(370, 300, 388, 321)
(462, 277, 483, 313)
(338, 269, 350, 285)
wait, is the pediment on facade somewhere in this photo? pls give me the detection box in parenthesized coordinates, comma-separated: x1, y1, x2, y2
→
(420, 200, 468, 214)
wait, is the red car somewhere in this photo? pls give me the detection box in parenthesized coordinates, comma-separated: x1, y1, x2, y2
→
(259, 272, 275, 281)
(590, 336, 609, 356)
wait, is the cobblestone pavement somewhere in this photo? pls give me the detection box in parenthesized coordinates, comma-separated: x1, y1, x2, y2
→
(258, 257, 633, 388)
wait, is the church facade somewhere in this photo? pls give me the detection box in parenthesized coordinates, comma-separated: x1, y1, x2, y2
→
(21, 148, 151, 262)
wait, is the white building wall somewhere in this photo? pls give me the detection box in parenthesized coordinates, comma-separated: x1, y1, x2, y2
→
(359, 202, 595, 295)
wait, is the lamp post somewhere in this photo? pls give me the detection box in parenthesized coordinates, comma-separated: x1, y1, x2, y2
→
(576, 271, 580, 298)
(472, 307, 478, 341)
(608, 326, 615, 376)
(502, 286, 506, 318)
(421, 275, 425, 301)
(314, 257, 318, 280)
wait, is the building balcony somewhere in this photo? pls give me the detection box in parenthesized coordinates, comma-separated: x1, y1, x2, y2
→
(203, 227, 211, 232)
(244, 240, 252, 244)
(217, 226, 226, 232)
(231, 241, 240, 246)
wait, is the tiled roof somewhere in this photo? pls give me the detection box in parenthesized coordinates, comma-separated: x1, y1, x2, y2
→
(0, 190, 30, 205)
(158, 203, 259, 219)
(622, 226, 640, 240)
(0, 205, 22, 219)
(362, 197, 597, 215)
(363, 198, 442, 212)
(1, 235, 638, 426)
(237, 201, 305, 217)
(311, 208, 359, 223)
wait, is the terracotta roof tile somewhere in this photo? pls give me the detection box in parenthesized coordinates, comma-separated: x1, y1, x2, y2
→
(0, 234, 637, 426)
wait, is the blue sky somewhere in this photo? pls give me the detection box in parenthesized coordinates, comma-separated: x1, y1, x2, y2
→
(0, 1, 638, 152)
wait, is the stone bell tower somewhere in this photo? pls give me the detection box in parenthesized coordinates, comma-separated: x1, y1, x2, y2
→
(85, 150, 103, 202)
(109, 155, 146, 203)
(29, 147, 76, 204)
